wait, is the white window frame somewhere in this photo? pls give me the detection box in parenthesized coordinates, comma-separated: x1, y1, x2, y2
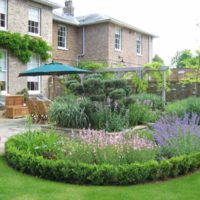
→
(0, 49, 7, 95)
(27, 55, 41, 95)
(57, 25, 68, 50)
(0, 0, 7, 30)
(136, 33, 142, 55)
(115, 27, 122, 51)
(28, 6, 41, 36)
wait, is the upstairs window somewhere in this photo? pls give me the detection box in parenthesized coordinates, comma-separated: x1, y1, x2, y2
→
(115, 28, 121, 50)
(27, 55, 40, 93)
(58, 25, 67, 49)
(136, 33, 142, 55)
(0, 0, 7, 29)
(28, 7, 40, 35)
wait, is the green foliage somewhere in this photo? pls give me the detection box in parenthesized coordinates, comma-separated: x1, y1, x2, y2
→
(6, 132, 200, 185)
(132, 73, 148, 93)
(166, 97, 200, 118)
(90, 106, 129, 132)
(83, 78, 104, 95)
(84, 73, 103, 80)
(130, 93, 163, 110)
(68, 83, 84, 95)
(152, 54, 164, 64)
(0, 31, 51, 63)
(129, 104, 158, 126)
(16, 88, 29, 102)
(171, 49, 198, 68)
(109, 89, 126, 100)
(78, 60, 107, 70)
(145, 62, 171, 92)
(48, 95, 89, 129)
(64, 140, 157, 165)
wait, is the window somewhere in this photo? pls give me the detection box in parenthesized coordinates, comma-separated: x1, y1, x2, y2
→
(136, 33, 142, 55)
(0, 0, 7, 29)
(27, 55, 40, 93)
(115, 28, 121, 50)
(58, 25, 67, 49)
(28, 7, 40, 35)
(0, 50, 7, 94)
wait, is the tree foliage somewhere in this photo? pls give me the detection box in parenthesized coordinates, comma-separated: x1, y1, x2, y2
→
(152, 54, 164, 64)
(171, 49, 198, 68)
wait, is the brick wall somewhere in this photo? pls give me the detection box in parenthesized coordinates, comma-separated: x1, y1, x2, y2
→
(79, 23, 109, 63)
(108, 23, 152, 67)
(52, 21, 78, 66)
(5, 0, 53, 96)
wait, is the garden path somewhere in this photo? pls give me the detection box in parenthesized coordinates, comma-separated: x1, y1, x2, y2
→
(0, 118, 40, 154)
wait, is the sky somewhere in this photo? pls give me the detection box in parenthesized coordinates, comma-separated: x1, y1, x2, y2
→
(56, 0, 200, 65)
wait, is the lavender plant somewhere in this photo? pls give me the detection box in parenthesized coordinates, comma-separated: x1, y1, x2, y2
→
(153, 113, 200, 158)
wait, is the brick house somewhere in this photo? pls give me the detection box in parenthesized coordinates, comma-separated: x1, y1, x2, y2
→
(0, 0, 156, 97)
(53, 0, 156, 67)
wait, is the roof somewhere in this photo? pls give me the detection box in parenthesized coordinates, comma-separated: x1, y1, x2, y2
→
(53, 13, 79, 26)
(32, 0, 62, 9)
(53, 13, 157, 37)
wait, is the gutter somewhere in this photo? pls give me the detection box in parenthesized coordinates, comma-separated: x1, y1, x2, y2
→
(76, 26, 85, 65)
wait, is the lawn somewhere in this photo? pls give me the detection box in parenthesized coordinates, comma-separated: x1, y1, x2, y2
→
(0, 157, 200, 200)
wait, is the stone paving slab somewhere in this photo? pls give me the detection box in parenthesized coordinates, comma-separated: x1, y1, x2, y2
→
(0, 118, 40, 154)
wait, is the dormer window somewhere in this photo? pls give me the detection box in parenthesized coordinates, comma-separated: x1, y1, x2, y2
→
(0, 0, 7, 30)
(28, 7, 40, 35)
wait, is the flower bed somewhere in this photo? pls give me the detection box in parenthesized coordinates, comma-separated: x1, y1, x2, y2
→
(5, 130, 200, 185)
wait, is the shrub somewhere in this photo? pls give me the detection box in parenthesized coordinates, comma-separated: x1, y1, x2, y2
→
(109, 89, 126, 101)
(65, 80, 79, 87)
(153, 113, 200, 158)
(68, 83, 84, 95)
(90, 106, 129, 132)
(48, 95, 89, 129)
(5, 132, 200, 185)
(83, 78, 104, 95)
(84, 73, 103, 80)
(104, 79, 131, 95)
(166, 97, 200, 118)
(129, 104, 158, 126)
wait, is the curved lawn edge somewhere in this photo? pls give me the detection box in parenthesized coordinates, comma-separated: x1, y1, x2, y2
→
(5, 136, 200, 185)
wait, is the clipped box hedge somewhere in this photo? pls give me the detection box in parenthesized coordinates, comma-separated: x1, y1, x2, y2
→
(5, 136, 200, 185)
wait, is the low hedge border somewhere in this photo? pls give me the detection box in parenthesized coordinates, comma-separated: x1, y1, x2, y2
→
(5, 136, 200, 185)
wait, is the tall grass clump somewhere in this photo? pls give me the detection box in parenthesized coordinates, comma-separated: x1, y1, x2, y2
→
(48, 95, 89, 129)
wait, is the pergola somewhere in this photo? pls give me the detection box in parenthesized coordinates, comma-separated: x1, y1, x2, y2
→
(90, 66, 169, 105)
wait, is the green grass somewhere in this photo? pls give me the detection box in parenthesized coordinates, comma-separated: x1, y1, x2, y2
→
(1, 156, 200, 200)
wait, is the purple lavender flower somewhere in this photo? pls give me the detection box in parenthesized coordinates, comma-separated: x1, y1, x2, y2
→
(153, 113, 200, 157)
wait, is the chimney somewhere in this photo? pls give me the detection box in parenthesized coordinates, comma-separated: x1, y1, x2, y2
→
(63, 0, 74, 16)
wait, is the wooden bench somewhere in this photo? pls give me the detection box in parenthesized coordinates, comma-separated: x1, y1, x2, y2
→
(5, 96, 29, 119)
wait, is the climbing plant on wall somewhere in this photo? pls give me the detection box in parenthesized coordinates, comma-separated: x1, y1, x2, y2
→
(0, 31, 52, 63)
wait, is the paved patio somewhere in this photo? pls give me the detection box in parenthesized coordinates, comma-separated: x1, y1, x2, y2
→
(0, 118, 40, 154)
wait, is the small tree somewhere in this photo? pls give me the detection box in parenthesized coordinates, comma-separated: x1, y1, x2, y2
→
(171, 49, 197, 68)
(152, 54, 164, 65)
